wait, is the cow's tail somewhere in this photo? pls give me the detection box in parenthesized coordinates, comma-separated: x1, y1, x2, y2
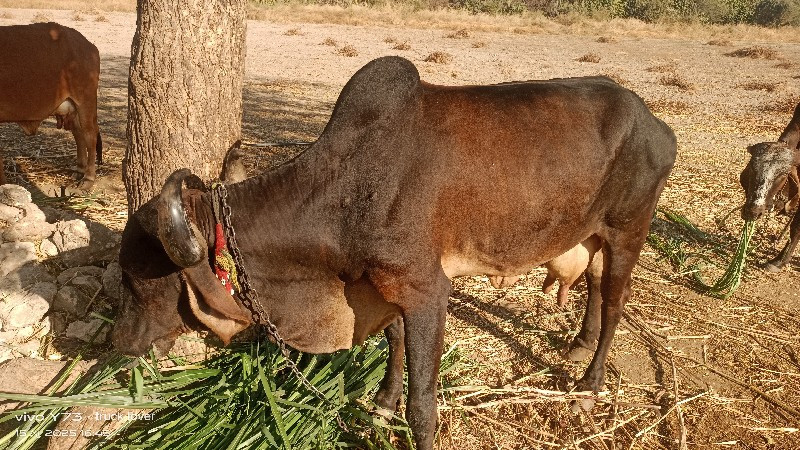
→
(96, 132, 103, 165)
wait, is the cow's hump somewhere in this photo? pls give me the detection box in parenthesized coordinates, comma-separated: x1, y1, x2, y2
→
(323, 56, 420, 134)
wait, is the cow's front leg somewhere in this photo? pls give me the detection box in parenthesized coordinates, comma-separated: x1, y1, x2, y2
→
(373, 316, 405, 417)
(766, 210, 800, 272)
(404, 294, 447, 449)
(371, 270, 450, 450)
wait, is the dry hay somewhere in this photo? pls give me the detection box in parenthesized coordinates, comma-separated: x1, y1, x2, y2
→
(726, 46, 780, 60)
(774, 61, 795, 69)
(320, 37, 337, 46)
(70, 10, 84, 21)
(576, 53, 601, 63)
(284, 27, 304, 36)
(392, 41, 411, 50)
(383, 35, 397, 43)
(337, 44, 358, 57)
(0, 11, 13, 19)
(706, 38, 732, 46)
(736, 81, 779, 92)
(471, 41, 485, 48)
(425, 51, 453, 64)
(599, 71, 628, 86)
(659, 73, 694, 91)
(31, 11, 50, 23)
(646, 62, 677, 73)
(446, 28, 470, 39)
(596, 36, 616, 43)
(94, 14, 108, 22)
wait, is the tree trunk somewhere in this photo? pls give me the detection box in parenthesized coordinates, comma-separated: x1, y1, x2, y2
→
(124, 0, 246, 214)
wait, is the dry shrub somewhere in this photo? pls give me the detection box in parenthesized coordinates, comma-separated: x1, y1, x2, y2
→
(71, 11, 84, 21)
(425, 51, 452, 64)
(761, 96, 798, 113)
(576, 53, 601, 63)
(647, 63, 677, 73)
(321, 37, 337, 46)
(337, 45, 358, 57)
(725, 46, 779, 60)
(596, 36, 616, 43)
(392, 41, 411, 51)
(95, 15, 108, 22)
(659, 74, 693, 91)
(737, 81, 778, 92)
(0, 12, 12, 19)
(31, 12, 50, 23)
(446, 28, 470, 39)
(285, 28, 303, 36)
(600, 72, 628, 86)
(774, 61, 794, 69)
(383, 36, 397, 44)
(707, 38, 732, 46)
(472, 41, 486, 48)
(646, 98, 690, 115)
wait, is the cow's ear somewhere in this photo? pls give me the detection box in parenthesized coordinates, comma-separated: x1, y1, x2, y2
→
(182, 264, 251, 345)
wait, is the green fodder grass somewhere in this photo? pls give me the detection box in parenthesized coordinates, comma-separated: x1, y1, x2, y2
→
(0, 337, 469, 449)
(648, 209, 757, 299)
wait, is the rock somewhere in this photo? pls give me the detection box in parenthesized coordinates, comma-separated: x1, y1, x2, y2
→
(52, 286, 92, 317)
(102, 262, 124, 300)
(0, 184, 31, 207)
(14, 340, 41, 359)
(65, 318, 108, 342)
(57, 266, 105, 286)
(0, 204, 22, 223)
(48, 312, 69, 335)
(0, 242, 36, 277)
(0, 263, 55, 292)
(1, 282, 56, 329)
(2, 218, 55, 242)
(52, 220, 120, 268)
(51, 219, 90, 253)
(0, 358, 92, 413)
(21, 202, 47, 223)
(40, 238, 59, 257)
(71, 275, 103, 297)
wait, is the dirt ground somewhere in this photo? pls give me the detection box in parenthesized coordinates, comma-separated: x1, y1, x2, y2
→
(1, 6, 800, 449)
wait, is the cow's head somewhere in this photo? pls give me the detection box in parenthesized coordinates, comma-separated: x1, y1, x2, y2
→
(740, 142, 798, 221)
(112, 169, 252, 356)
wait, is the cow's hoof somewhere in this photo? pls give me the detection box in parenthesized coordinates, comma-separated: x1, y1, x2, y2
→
(563, 339, 595, 362)
(569, 397, 596, 413)
(765, 262, 783, 273)
(74, 178, 95, 192)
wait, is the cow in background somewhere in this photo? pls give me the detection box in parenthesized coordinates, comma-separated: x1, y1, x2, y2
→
(0, 22, 102, 189)
(741, 101, 800, 271)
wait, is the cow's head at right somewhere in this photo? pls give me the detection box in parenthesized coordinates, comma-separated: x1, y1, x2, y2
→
(740, 141, 799, 221)
(112, 170, 252, 356)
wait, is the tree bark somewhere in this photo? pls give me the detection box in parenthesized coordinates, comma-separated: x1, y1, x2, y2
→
(124, 0, 246, 214)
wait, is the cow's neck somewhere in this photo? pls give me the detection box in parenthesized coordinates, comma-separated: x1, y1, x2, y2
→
(223, 148, 346, 278)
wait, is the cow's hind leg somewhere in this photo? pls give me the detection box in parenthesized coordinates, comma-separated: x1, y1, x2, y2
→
(373, 316, 405, 416)
(573, 229, 644, 411)
(564, 249, 603, 362)
(72, 108, 99, 190)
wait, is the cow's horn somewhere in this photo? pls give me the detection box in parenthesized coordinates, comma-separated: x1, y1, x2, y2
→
(157, 168, 208, 268)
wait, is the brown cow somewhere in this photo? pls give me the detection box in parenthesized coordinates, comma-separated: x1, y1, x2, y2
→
(741, 101, 800, 271)
(112, 57, 676, 448)
(489, 236, 602, 308)
(0, 22, 102, 188)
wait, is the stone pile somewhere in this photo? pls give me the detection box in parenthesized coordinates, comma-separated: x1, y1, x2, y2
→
(0, 184, 123, 363)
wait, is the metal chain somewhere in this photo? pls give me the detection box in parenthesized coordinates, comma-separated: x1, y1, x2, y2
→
(211, 183, 348, 430)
